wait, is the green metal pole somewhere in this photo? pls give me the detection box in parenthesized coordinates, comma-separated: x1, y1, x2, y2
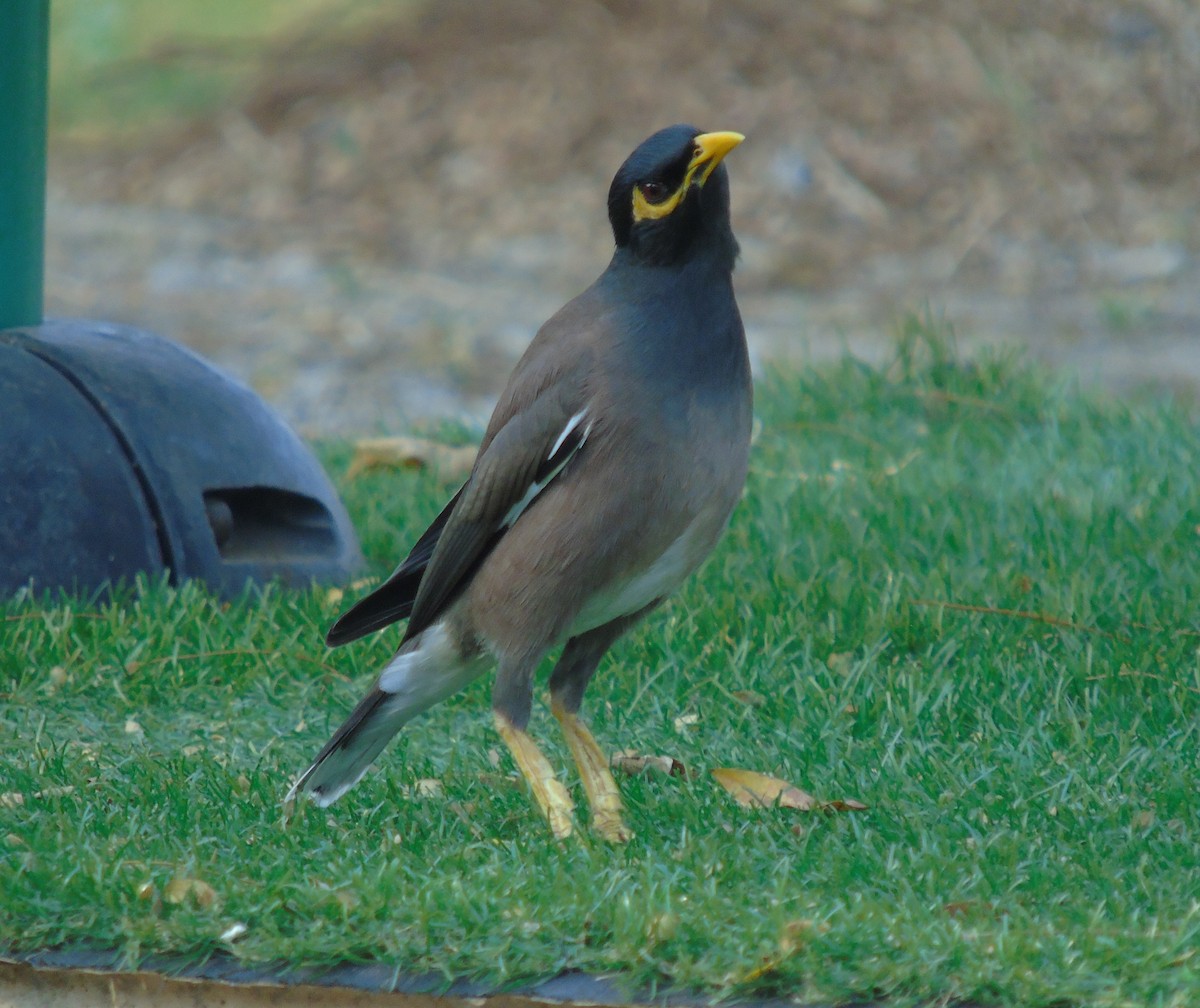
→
(0, 0, 50, 327)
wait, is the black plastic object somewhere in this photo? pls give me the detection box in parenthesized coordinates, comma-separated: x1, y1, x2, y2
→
(0, 319, 362, 598)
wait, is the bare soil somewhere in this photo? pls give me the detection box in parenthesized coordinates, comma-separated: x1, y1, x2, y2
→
(46, 0, 1200, 434)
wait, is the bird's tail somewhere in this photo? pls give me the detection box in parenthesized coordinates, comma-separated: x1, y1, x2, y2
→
(286, 623, 486, 807)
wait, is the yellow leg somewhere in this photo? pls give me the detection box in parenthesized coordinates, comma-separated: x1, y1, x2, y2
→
(494, 713, 575, 839)
(551, 700, 632, 843)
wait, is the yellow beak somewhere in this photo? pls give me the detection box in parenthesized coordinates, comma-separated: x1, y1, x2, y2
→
(690, 131, 746, 184)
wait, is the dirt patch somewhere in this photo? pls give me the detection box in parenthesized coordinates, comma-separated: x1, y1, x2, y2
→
(47, 0, 1200, 433)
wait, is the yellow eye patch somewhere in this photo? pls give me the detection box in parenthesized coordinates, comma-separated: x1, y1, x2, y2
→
(632, 180, 687, 221)
(631, 131, 744, 223)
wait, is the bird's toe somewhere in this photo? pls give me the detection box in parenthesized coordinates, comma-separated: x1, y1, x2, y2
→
(593, 808, 633, 844)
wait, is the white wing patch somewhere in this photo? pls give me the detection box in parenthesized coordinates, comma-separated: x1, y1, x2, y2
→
(501, 409, 592, 530)
(549, 408, 590, 459)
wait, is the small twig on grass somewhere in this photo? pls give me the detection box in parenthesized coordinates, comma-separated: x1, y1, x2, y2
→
(126, 649, 348, 680)
(1125, 623, 1200, 639)
(781, 421, 890, 452)
(1086, 667, 1200, 696)
(3, 611, 105, 622)
(912, 599, 1123, 640)
(912, 388, 1012, 415)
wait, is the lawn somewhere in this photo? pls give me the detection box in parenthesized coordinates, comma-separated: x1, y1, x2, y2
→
(2, 325, 1199, 1007)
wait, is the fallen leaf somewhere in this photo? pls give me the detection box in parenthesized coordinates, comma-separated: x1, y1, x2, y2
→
(332, 890, 359, 912)
(414, 777, 443, 797)
(164, 877, 217, 908)
(779, 918, 817, 954)
(645, 911, 679, 944)
(611, 750, 690, 778)
(826, 652, 855, 675)
(0, 785, 76, 808)
(673, 713, 699, 733)
(820, 798, 869, 812)
(943, 900, 1005, 919)
(730, 690, 766, 707)
(712, 768, 818, 810)
(448, 801, 482, 834)
(347, 437, 476, 480)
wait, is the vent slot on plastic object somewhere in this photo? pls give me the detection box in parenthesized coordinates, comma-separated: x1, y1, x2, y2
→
(203, 487, 338, 562)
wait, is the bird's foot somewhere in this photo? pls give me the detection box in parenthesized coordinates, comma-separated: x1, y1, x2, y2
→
(541, 778, 576, 840)
(551, 701, 633, 844)
(494, 712, 577, 839)
(592, 804, 634, 844)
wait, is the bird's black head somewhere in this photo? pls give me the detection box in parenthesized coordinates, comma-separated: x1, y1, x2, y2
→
(607, 124, 743, 269)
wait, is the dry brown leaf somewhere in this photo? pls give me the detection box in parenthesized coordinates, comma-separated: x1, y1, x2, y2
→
(0, 785, 76, 808)
(826, 651, 855, 674)
(711, 768, 818, 810)
(730, 689, 767, 707)
(711, 769, 869, 814)
(332, 890, 359, 912)
(414, 777, 443, 797)
(645, 911, 679, 945)
(821, 797, 869, 812)
(448, 800, 481, 831)
(943, 900, 1004, 919)
(673, 712, 699, 733)
(163, 877, 217, 908)
(347, 436, 476, 480)
(610, 750, 690, 778)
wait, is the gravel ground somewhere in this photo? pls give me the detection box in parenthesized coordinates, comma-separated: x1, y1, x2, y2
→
(45, 191, 1200, 438)
(44, 0, 1200, 436)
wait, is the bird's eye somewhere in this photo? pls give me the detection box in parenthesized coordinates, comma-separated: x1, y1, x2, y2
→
(638, 181, 669, 203)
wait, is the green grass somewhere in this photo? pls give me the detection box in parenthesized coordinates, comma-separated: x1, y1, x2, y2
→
(3, 324, 1199, 1006)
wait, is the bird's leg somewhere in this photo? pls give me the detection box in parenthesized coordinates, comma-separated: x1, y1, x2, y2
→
(493, 712, 575, 839)
(493, 654, 575, 838)
(548, 611, 658, 844)
(551, 699, 631, 843)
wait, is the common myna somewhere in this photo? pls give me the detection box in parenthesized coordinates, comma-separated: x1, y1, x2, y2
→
(287, 124, 751, 842)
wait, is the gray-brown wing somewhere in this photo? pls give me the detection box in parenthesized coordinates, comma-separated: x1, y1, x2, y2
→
(324, 484, 466, 647)
(401, 388, 592, 643)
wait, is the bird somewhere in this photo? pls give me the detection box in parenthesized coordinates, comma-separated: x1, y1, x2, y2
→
(287, 124, 752, 842)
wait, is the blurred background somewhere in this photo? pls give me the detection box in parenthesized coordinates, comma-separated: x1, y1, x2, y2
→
(46, 0, 1200, 436)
